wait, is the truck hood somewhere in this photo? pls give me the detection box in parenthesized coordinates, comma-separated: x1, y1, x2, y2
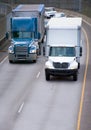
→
(12, 38, 34, 45)
(48, 56, 76, 63)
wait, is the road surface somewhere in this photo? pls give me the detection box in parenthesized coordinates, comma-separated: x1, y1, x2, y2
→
(0, 20, 90, 130)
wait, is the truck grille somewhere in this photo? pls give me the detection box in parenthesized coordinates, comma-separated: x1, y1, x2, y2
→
(53, 62, 69, 69)
(15, 45, 28, 54)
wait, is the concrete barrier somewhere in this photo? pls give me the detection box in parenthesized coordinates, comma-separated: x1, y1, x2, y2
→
(0, 16, 6, 41)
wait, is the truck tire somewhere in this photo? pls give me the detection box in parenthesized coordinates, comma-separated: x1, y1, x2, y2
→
(73, 74, 78, 81)
(33, 60, 36, 63)
(9, 60, 13, 63)
(78, 63, 80, 69)
(45, 71, 50, 81)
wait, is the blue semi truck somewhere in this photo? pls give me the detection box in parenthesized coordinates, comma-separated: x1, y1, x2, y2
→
(8, 4, 45, 63)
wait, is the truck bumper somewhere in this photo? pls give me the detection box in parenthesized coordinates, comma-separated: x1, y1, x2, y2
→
(8, 53, 37, 62)
(45, 68, 78, 76)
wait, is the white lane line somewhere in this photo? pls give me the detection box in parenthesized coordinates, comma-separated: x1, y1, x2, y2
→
(36, 72, 40, 78)
(0, 36, 5, 41)
(18, 102, 24, 114)
(0, 56, 8, 64)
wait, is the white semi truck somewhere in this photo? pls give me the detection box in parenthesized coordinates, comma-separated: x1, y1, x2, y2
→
(45, 17, 82, 81)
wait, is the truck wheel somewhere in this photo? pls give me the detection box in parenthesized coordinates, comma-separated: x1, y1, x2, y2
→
(78, 63, 80, 69)
(9, 60, 13, 63)
(45, 71, 50, 81)
(73, 74, 78, 81)
(33, 60, 36, 63)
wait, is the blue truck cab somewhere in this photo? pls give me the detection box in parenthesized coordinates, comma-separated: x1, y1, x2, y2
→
(8, 4, 45, 63)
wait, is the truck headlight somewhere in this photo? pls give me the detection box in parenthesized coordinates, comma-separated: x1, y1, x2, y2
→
(45, 60, 53, 69)
(69, 60, 78, 69)
(29, 45, 36, 54)
(8, 45, 14, 54)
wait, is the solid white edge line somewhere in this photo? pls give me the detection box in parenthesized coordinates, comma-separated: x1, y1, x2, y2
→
(18, 102, 24, 114)
(0, 36, 5, 41)
(0, 56, 8, 64)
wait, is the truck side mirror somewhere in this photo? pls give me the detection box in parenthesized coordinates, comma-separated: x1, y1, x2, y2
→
(80, 47, 82, 56)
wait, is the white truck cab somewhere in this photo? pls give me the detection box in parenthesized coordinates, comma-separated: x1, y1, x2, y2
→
(45, 17, 82, 81)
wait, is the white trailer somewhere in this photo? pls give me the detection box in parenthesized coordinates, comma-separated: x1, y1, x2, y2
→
(45, 17, 82, 81)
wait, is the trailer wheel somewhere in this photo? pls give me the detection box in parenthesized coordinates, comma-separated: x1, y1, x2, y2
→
(45, 71, 50, 81)
(73, 74, 78, 81)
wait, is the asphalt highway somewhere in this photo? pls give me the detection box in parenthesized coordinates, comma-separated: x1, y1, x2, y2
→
(0, 19, 90, 130)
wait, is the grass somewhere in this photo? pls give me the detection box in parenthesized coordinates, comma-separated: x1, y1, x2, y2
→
(82, 7, 91, 18)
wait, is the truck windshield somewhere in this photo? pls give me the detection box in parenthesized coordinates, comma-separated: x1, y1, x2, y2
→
(12, 31, 34, 39)
(49, 47, 75, 57)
